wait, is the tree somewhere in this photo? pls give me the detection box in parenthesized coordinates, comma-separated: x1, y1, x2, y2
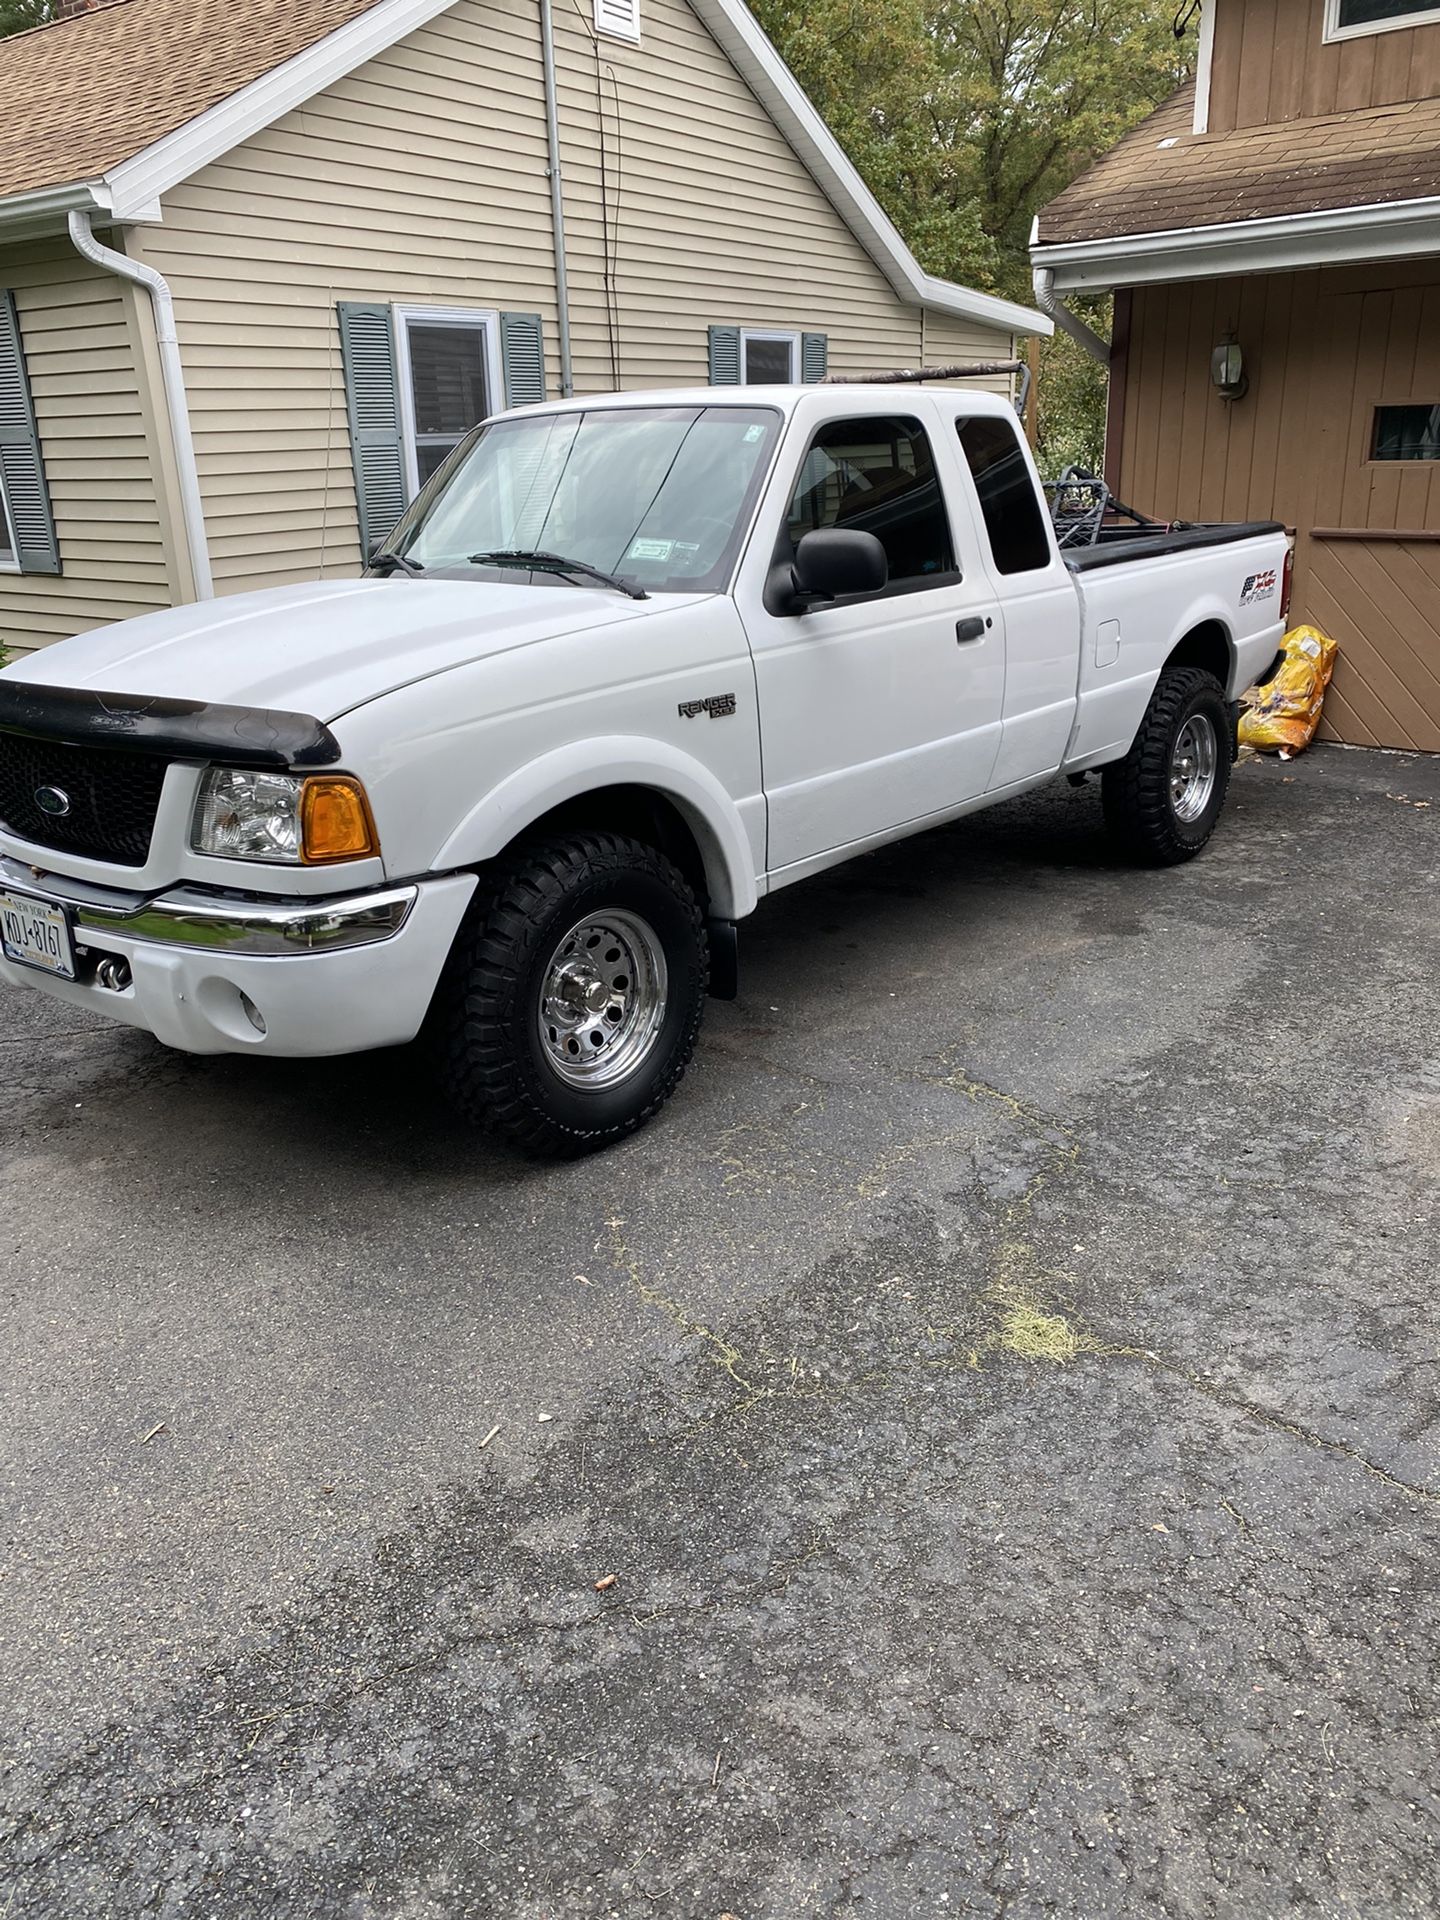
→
(1, 0, 56, 37)
(750, 0, 1193, 465)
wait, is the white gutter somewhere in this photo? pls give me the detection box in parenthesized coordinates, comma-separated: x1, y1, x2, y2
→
(1031, 263, 1110, 365)
(537, 0, 574, 397)
(1033, 193, 1440, 293)
(67, 210, 213, 601)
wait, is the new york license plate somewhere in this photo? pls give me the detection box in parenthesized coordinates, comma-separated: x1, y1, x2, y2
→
(0, 890, 76, 979)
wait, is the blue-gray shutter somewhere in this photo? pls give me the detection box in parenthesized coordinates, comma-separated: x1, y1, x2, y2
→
(0, 291, 59, 575)
(499, 313, 546, 407)
(336, 301, 407, 553)
(708, 325, 741, 385)
(801, 332, 829, 384)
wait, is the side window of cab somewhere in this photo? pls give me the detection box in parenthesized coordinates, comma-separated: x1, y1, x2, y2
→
(780, 414, 957, 595)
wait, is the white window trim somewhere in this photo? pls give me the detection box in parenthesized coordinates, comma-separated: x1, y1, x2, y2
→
(740, 328, 801, 385)
(0, 470, 17, 573)
(1323, 0, 1440, 40)
(593, 0, 641, 40)
(393, 304, 503, 501)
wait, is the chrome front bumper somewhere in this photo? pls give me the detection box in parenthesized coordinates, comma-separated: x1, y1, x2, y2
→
(71, 883, 417, 955)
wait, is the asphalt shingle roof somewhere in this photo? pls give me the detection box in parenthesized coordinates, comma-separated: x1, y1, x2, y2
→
(1037, 79, 1440, 247)
(0, 0, 389, 201)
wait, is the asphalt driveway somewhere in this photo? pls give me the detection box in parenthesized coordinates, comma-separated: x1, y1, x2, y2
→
(1, 742, 1437, 1919)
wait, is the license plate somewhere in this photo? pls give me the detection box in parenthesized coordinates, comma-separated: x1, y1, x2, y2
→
(0, 890, 76, 980)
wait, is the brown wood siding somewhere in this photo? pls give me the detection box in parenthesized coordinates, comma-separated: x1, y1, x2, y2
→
(1207, 0, 1440, 132)
(1113, 261, 1440, 751)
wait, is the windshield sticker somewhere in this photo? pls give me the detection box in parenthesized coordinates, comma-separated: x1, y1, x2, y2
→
(743, 424, 765, 443)
(628, 537, 675, 562)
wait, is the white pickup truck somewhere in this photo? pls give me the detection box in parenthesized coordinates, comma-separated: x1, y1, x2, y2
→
(0, 382, 1291, 1153)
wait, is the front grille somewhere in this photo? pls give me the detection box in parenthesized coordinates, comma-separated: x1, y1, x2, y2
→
(0, 730, 168, 867)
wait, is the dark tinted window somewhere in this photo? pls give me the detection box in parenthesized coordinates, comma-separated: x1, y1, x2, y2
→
(957, 416, 1052, 575)
(1338, 0, 1435, 24)
(744, 336, 795, 384)
(1372, 404, 1440, 461)
(785, 415, 955, 587)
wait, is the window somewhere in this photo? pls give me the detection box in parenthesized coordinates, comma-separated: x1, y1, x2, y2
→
(783, 415, 955, 590)
(1325, 0, 1440, 38)
(0, 477, 15, 571)
(594, 0, 640, 40)
(1372, 404, 1440, 461)
(394, 307, 500, 496)
(957, 416, 1053, 574)
(741, 330, 799, 385)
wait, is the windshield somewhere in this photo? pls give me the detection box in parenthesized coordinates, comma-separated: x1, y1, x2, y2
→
(383, 404, 782, 593)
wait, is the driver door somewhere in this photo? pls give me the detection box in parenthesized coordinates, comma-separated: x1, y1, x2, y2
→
(734, 399, 1006, 875)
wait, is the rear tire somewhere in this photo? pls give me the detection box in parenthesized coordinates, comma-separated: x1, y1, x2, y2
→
(1101, 666, 1232, 866)
(431, 832, 708, 1156)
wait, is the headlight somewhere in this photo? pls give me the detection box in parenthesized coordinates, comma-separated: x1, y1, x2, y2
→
(192, 768, 378, 865)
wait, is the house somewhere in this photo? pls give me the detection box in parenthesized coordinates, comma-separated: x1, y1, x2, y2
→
(1031, 0, 1440, 753)
(0, 0, 1047, 656)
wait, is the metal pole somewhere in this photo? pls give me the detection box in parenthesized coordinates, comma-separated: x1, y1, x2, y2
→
(539, 0, 575, 398)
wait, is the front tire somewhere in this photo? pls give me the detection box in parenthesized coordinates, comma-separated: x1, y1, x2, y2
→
(432, 832, 708, 1156)
(1101, 666, 1232, 866)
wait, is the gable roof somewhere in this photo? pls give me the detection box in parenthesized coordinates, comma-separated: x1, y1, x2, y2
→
(0, 0, 1048, 336)
(1038, 81, 1440, 247)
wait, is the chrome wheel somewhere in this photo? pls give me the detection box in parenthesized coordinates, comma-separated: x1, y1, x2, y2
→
(1170, 713, 1218, 824)
(537, 909, 668, 1089)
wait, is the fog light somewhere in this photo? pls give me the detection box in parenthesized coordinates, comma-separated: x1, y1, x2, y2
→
(239, 992, 267, 1034)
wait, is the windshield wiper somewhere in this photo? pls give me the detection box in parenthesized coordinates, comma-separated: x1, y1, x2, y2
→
(369, 550, 424, 576)
(468, 549, 649, 601)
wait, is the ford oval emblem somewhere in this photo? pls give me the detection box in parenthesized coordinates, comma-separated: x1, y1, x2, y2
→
(34, 785, 71, 818)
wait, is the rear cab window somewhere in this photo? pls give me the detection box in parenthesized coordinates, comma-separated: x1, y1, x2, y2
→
(956, 416, 1053, 575)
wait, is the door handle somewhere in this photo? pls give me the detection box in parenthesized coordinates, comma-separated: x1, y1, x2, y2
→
(956, 615, 992, 644)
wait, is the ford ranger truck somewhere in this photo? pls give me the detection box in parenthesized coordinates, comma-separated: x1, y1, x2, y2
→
(0, 385, 1291, 1154)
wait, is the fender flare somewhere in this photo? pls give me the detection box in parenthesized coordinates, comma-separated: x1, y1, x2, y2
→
(433, 735, 760, 920)
(1161, 594, 1237, 686)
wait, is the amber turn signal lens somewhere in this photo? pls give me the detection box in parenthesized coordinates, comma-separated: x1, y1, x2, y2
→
(300, 776, 378, 863)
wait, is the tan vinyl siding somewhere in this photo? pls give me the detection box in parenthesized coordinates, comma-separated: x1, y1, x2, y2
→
(0, 238, 176, 653)
(1207, 0, 1440, 133)
(133, 0, 1012, 596)
(1111, 261, 1440, 752)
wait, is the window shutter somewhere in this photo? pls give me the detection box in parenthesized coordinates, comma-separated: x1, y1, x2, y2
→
(500, 313, 546, 408)
(337, 301, 407, 554)
(708, 325, 741, 385)
(801, 333, 829, 384)
(0, 291, 59, 575)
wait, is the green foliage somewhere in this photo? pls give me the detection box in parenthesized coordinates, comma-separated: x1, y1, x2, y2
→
(751, 0, 1193, 462)
(0, 0, 55, 37)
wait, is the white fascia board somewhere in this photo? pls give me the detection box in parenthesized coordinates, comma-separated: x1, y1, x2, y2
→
(686, 0, 1050, 335)
(103, 0, 463, 215)
(1192, 2, 1216, 135)
(1033, 194, 1440, 292)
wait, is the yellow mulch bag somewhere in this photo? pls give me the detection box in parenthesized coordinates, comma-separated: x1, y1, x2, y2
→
(1237, 624, 1338, 758)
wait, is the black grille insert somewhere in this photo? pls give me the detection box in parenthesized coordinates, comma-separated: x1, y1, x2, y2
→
(0, 731, 168, 867)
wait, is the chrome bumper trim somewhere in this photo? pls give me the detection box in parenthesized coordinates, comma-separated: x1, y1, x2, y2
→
(3, 880, 420, 955)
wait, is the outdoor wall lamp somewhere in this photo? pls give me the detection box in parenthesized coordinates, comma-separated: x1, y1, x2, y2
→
(1211, 335, 1248, 402)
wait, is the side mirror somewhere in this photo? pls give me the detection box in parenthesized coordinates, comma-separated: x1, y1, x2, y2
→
(788, 528, 888, 609)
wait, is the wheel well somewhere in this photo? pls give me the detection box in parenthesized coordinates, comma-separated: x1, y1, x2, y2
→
(1164, 620, 1233, 692)
(512, 785, 711, 909)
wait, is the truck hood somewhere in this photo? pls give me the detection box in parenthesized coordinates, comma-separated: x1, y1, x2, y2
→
(0, 579, 707, 722)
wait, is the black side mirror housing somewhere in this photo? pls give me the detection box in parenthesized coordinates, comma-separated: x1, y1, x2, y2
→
(787, 529, 888, 611)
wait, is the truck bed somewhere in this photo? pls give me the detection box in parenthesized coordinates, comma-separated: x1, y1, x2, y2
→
(1066, 520, 1286, 571)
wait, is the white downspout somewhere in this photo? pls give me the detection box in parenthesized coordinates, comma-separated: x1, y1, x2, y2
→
(1031, 262, 1111, 366)
(67, 209, 213, 600)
